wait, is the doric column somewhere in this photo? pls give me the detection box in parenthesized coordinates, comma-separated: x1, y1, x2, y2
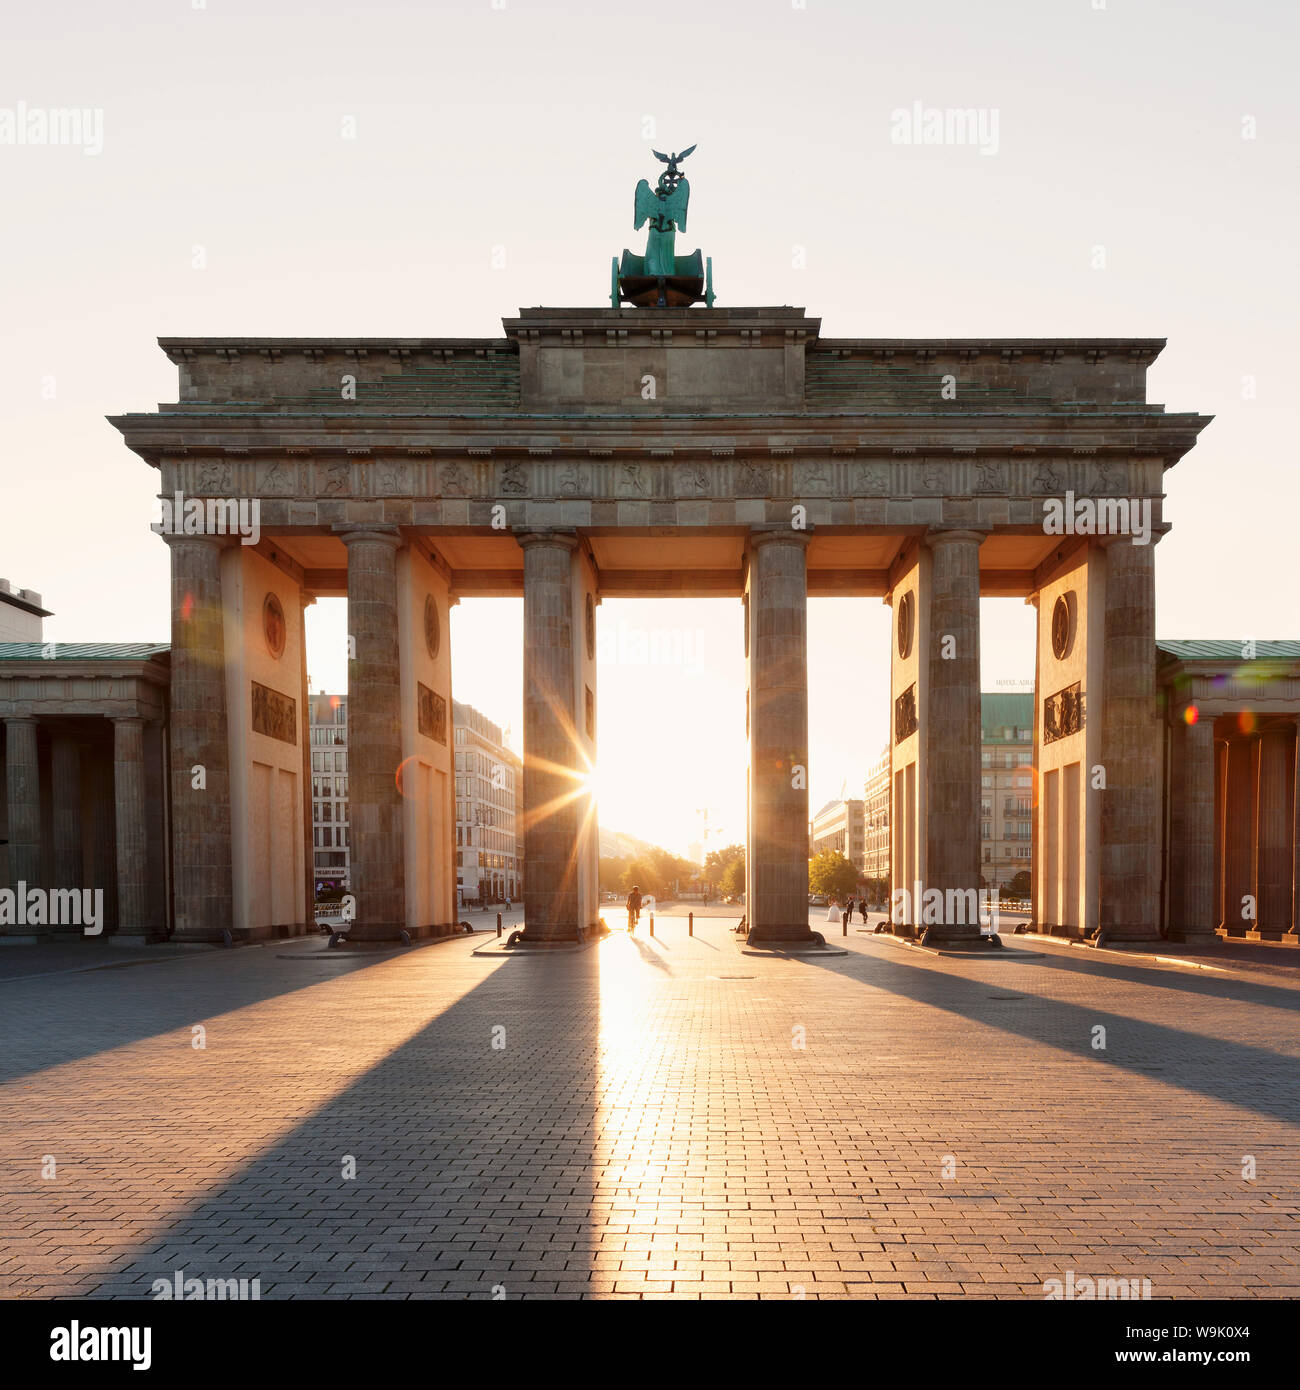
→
(50, 733, 83, 892)
(112, 716, 149, 934)
(746, 528, 813, 944)
(87, 743, 118, 932)
(1222, 734, 1255, 933)
(518, 531, 581, 942)
(1175, 715, 1216, 939)
(300, 592, 316, 930)
(3, 716, 41, 896)
(1097, 538, 1160, 939)
(340, 527, 405, 940)
(1256, 723, 1291, 935)
(166, 534, 233, 940)
(1214, 736, 1228, 928)
(1292, 721, 1300, 935)
(923, 528, 983, 943)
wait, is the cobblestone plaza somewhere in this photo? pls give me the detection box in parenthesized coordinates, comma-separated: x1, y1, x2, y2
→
(2, 913, 1296, 1300)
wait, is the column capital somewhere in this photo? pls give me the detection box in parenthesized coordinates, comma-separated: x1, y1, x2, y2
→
(1185, 713, 1215, 742)
(1095, 528, 1167, 550)
(333, 524, 403, 550)
(923, 526, 988, 549)
(111, 714, 146, 727)
(748, 525, 812, 550)
(516, 529, 580, 552)
(4, 714, 38, 727)
(160, 531, 234, 552)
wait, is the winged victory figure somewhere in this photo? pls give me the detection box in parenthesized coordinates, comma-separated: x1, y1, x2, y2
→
(611, 143, 715, 308)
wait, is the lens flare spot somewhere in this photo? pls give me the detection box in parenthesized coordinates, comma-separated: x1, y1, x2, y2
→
(395, 756, 421, 799)
(1183, 703, 1200, 725)
(180, 591, 194, 622)
(1237, 710, 1256, 735)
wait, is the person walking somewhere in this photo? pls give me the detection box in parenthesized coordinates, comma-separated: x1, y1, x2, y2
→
(626, 885, 643, 933)
(843, 896, 855, 927)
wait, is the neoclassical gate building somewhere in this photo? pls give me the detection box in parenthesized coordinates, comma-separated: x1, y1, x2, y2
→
(99, 303, 1232, 947)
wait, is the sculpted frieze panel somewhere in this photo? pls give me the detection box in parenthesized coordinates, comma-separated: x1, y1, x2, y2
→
(498, 462, 529, 496)
(617, 462, 650, 497)
(258, 460, 293, 495)
(196, 461, 233, 495)
(735, 462, 769, 497)
(251, 681, 296, 745)
(440, 462, 469, 495)
(557, 463, 589, 497)
(856, 463, 889, 495)
(374, 460, 408, 495)
(317, 461, 350, 496)
(674, 462, 710, 496)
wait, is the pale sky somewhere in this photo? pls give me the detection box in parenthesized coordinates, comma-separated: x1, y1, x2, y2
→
(4, 0, 1297, 857)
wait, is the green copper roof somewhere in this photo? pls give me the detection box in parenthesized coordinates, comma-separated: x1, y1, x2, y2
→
(1157, 640, 1300, 662)
(0, 642, 168, 662)
(981, 692, 1034, 742)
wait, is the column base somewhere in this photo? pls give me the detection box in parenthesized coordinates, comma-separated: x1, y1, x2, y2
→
(918, 926, 985, 947)
(746, 926, 823, 946)
(514, 925, 588, 947)
(1090, 926, 1162, 945)
(1165, 925, 1219, 943)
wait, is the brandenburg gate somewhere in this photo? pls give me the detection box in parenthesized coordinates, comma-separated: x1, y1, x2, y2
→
(107, 153, 1212, 948)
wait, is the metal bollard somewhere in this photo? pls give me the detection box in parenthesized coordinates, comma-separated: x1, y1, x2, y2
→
(843, 914, 848, 937)
(688, 911, 694, 937)
(496, 912, 502, 937)
(649, 913, 654, 937)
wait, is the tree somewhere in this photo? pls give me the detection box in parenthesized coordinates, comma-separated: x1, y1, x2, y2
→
(705, 843, 744, 892)
(1008, 870, 1031, 900)
(600, 856, 632, 893)
(720, 853, 746, 899)
(621, 857, 661, 897)
(809, 849, 859, 902)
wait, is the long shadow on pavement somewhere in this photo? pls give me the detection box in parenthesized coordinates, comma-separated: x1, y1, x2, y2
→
(793, 939, 1300, 1128)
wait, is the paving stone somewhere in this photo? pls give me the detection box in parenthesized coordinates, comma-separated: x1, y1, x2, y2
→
(0, 923, 1297, 1299)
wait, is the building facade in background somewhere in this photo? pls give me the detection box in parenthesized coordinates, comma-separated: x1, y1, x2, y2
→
(0, 581, 50, 642)
(980, 692, 1035, 891)
(453, 699, 521, 906)
(862, 693, 1034, 893)
(810, 797, 864, 867)
(863, 748, 890, 880)
(309, 693, 350, 894)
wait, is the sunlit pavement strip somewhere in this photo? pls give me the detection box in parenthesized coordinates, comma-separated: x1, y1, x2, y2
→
(0, 916, 1297, 1299)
